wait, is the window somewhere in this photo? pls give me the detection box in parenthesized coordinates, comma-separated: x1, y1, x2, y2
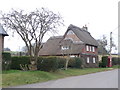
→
(92, 47, 95, 52)
(61, 46, 69, 50)
(70, 55, 76, 58)
(86, 45, 89, 51)
(67, 30, 74, 35)
(87, 57, 90, 63)
(89, 46, 92, 51)
(93, 57, 96, 63)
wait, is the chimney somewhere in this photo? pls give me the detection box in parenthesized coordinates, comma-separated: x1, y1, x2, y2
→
(82, 24, 88, 31)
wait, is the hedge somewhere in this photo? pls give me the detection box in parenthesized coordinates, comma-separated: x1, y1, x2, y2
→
(11, 56, 83, 71)
(37, 56, 59, 72)
(112, 57, 120, 65)
(68, 57, 82, 68)
(2, 52, 11, 70)
(11, 56, 30, 70)
(99, 56, 108, 67)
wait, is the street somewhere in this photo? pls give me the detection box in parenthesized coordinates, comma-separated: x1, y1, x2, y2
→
(11, 69, 118, 88)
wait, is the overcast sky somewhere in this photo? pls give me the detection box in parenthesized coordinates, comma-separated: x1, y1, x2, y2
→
(0, 0, 119, 53)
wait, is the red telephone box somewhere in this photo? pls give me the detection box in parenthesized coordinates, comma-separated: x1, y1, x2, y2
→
(107, 56, 112, 67)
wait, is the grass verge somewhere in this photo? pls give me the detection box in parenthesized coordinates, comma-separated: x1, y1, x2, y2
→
(2, 67, 117, 88)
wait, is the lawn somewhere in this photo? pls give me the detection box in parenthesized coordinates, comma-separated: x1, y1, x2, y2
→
(2, 66, 118, 88)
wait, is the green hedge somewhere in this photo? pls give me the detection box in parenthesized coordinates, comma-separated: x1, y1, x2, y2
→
(99, 56, 108, 67)
(112, 57, 120, 65)
(11, 56, 30, 70)
(57, 57, 66, 69)
(37, 56, 59, 72)
(37, 57, 67, 72)
(11, 56, 83, 71)
(2, 52, 11, 70)
(68, 57, 82, 68)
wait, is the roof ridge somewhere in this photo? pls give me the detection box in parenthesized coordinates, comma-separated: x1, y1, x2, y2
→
(68, 24, 82, 30)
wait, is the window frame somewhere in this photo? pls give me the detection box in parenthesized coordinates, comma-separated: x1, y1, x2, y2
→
(61, 46, 69, 50)
(93, 57, 96, 63)
(87, 57, 90, 63)
(89, 46, 92, 51)
(86, 45, 89, 51)
(92, 46, 95, 52)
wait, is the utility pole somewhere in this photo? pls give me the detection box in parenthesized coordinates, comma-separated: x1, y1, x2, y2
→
(109, 32, 112, 67)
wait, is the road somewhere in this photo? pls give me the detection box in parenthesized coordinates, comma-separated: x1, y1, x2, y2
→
(11, 69, 118, 88)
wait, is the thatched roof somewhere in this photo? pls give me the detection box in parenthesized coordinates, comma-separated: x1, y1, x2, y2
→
(39, 24, 98, 56)
(39, 36, 84, 56)
(0, 25, 8, 36)
(64, 24, 98, 46)
(39, 36, 63, 56)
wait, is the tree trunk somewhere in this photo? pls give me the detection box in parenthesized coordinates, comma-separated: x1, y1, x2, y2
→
(65, 57, 69, 70)
(30, 56, 37, 70)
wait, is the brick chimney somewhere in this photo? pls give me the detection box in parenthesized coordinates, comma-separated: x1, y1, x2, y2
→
(82, 24, 88, 31)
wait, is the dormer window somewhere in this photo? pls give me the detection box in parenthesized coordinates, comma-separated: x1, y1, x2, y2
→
(61, 46, 69, 50)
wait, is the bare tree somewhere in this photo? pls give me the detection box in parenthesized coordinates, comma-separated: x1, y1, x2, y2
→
(97, 35, 116, 55)
(97, 35, 108, 56)
(1, 8, 64, 70)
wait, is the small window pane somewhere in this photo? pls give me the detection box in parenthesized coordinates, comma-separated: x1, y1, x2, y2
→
(86, 45, 89, 51)
(93, 57, 96, 63)
(92, 47, 95, 52)
(87, 57, 89, 63)
(90, 46, 92, 51)
(61, 46, 69, 50)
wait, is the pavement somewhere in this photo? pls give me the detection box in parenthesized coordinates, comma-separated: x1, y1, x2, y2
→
(10, 69, 118, 88)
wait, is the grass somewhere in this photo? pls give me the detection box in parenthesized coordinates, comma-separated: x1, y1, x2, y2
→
(2, 66, 117, 88)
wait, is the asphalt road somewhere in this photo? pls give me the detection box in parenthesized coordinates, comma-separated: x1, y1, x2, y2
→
(11, 69, 118, 88)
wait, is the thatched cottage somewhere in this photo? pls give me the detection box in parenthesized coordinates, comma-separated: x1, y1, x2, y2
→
(39, 24, 99, 67)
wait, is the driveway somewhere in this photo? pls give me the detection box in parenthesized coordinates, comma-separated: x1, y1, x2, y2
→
(11, 69, 118, 88)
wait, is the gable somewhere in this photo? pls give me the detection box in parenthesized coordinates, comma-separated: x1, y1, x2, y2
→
(66, 24, 98, 46)
(64, 30, 81, 43)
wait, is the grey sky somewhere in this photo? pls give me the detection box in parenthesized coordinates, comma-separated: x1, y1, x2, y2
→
(0, 0, 118, 53)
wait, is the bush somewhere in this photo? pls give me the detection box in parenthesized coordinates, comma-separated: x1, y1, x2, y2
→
(99, 56, 108, 67)
(68, 57, 82, 68)
(2, 52, 11, 70)
(112, 57, 120, 65)
(11, 56, 65, 71)
(11, 56, 83, 71)
(37, 56, 59, 72)
(11, 56, 30, 70)
(74, 57, 83, 68)
(68, 58, 76, 68)
(57, 57, 66, 69)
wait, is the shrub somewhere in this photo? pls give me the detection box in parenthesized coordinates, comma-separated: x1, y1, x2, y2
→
(68, 57, 82, 68)
(112, 57, 120, 65)
(74, 57, 83, 68)
(68, 58, 76, 68)
(37, 56, 59, 72)
(11, 56, 30, 70)
(11, 56, 83, 71)
(99, 56, 108, 67)
(2, 52, 11, 70)
(57, 57, 66, 69)
(112, 57, 118, 65)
